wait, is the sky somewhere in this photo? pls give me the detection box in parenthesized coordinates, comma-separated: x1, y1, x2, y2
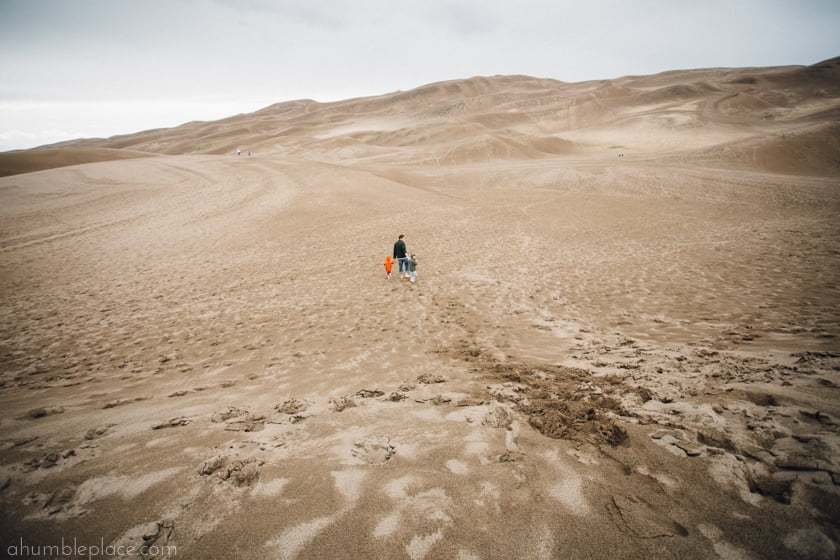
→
(1, 0, 838, 151)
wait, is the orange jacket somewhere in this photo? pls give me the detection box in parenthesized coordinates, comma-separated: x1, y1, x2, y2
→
(384, 255, 395, 272)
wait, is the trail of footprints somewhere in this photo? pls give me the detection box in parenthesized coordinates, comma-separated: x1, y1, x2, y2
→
(192, 373, 459, 488)
(6, 348, 837, 558)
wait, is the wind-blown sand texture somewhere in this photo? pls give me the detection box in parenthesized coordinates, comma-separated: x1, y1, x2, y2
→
(1, 57, 839, 559)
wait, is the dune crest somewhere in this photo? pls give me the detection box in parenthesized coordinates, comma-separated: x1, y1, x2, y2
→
(4, 56, 838, 176)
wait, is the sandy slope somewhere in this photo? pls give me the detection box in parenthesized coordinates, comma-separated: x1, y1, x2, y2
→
(0, 149, 154, 177)
(1, 59, 839, 559)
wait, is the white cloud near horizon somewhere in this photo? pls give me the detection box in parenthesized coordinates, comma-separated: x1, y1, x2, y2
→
(1, 0, 838, 151)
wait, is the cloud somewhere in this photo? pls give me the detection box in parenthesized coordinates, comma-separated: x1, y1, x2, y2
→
(0, 129, 76, 152)
(0, 98, 277, 151)
(0, 0, 837, 150)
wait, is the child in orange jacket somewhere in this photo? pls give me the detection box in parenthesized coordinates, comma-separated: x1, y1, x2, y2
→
(383, 255, 395, 279)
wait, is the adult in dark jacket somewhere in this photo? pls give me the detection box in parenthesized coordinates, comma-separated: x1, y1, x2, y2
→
(393, 234, 409, 278)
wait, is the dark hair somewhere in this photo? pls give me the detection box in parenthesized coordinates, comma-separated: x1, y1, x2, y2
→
(398, 234, 405, 239)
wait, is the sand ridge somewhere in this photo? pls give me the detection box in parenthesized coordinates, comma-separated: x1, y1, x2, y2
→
(1, 59, 839, 559)
(5, 57, 837, 175)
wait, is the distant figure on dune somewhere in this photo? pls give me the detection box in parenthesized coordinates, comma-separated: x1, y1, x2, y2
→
(237, 149, 241, 156)
(383, 255, 395, 279)
(393, 234, 409, 278)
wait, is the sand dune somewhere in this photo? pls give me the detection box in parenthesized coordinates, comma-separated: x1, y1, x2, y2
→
(1, 58, 839, 559)
(0, 148, 154, 177)
(684, 120, 840, 176)
(10, 56, 833, 171)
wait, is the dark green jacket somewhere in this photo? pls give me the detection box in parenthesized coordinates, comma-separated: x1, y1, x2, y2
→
(393, 240, 407, 259)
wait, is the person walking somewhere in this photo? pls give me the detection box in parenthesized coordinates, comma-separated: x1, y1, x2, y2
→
(383, 255, 395, 279)
(408, 254, 418, 283)
(393, 234, 409, 278)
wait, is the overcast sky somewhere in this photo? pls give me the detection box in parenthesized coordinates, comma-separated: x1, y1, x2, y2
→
(1, 0, 838, 151)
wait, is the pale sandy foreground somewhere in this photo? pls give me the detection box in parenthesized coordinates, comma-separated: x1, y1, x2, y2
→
(1, 59, 839, 559)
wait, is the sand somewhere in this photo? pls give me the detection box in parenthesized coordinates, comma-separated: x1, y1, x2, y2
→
(1, 57, 839, 559)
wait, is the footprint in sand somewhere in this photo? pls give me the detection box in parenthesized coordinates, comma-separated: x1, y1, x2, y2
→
(22, 448, 77, 472)
(398, 381, 417, 392)
(274, 398, 312, 423)
(356, 389, 385, 398)
(650, 429, 704, 457)
(352, 436, 396, 464)
(330, 395, 357, 412)
(84, 424, 116, 440)
(23, 486, 86, 518)
(151, 417, 191, 430)
(22, 406, 65, 419)
(209, 406, 249, 422)
(198, 454, 261, 487)
(481, 403, 514, 429)
(110, 519, 176, 559)
(102, 396, 150, 409)
(416, 374, 446, 385)
(274, 398, 310, 415)
(210, 406, 265, 432)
